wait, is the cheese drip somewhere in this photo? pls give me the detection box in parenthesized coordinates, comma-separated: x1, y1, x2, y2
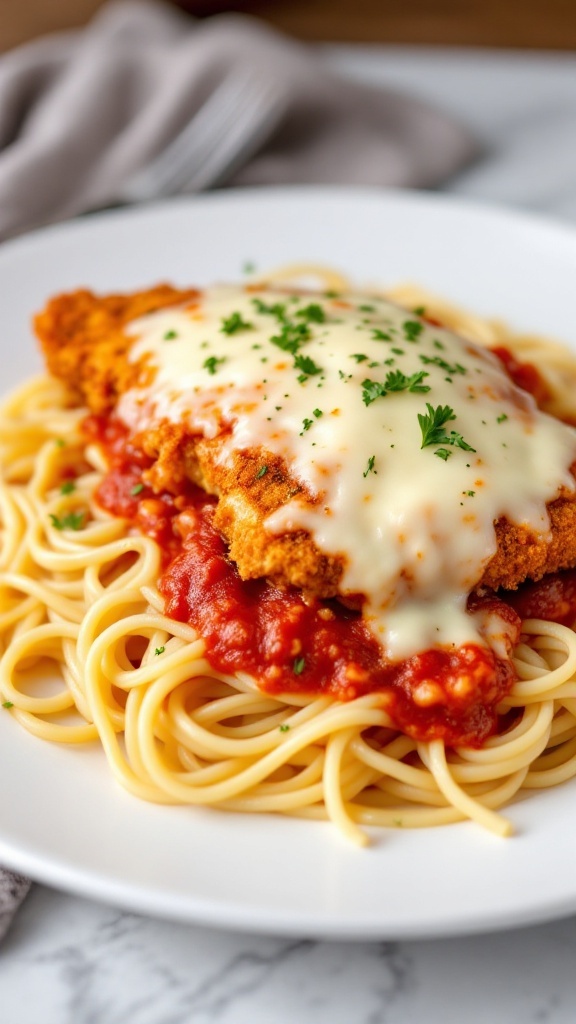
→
(118, 286, 576, 658)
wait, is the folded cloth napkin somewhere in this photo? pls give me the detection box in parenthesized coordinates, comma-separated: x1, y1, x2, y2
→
(0, 0, 479, 241)
(0, 868, 30, 942)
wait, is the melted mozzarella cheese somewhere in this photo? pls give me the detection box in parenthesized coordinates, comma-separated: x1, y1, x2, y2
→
(118, 286, 576, 658)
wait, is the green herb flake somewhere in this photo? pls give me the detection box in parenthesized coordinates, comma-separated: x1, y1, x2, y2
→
(251, 298, 287, 320)
(203, 355, 226, 375)
(418, 403, 476, 454)
(54, 438, 66, 448)
(130, 482, 144, 496)
(385, 369, 430, 394)
(363, 455, 376, 478)
(2, 701, 13, 709)
(435, 448, 452, 461)
(359, 304, 376, 313)
(465, 490, 476, 497)
(60, 480, 76, 495)
(293, 656, 306, 675)
(49, 511, 86, 531)
(270, 320, 311, 355)
(433, 339, 445, 350)
(294, 354, 323, 377)
(300, 418, 314, 434)
(413, 306, 426, 316)
(220, 311, 253, 335)
(497, 413, 509, 424)
(403, 320, 424, 342)
(279, 723, 290, 732)
(372, 329, 392, 342)
(361, 379, 387, 405)
(163, 329, 178, 341)
(296, 303, 326, 324)
(361, 370, 430, 405)
(419, 354, 467, 375)
(350, 353, 369, 363)
(255, 465, 269, 480)
(242, 260, 256, 274)
(313, 408, 323, 418)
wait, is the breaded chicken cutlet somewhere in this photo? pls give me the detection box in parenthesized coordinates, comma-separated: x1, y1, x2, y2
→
(34, 286, 576, 602)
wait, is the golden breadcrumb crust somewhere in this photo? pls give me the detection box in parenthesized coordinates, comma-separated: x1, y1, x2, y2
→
(34, 287, 576, 599)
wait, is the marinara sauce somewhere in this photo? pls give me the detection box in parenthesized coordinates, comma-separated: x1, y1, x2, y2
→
(84, 414, 529, 749)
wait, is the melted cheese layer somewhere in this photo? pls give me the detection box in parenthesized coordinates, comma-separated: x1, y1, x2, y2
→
(117, 286, 576, 658)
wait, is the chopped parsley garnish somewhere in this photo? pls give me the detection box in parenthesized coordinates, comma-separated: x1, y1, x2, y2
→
(203, 355, 226, 375)
(294, 354, 323, 377)
(419, 354, 467, 375)
(293, 656, 306, 675)
(418, 403, 476, 454)
(465, 490, 476, 497)
(497, 413, 508, 423)
(270, 321, 310, 355)
(350, 353, 369, 363)
(361, 379, 387, 405)
(163, 329, 178, 341)
(363, 455, 376, 477)
(371, 329, 392, 342)
(296, 303, 326, 324)
(2, 701, 13, 709)
(413, 306, 426, 316)
(403, 320, 424, 342)
(359, 304, 376, 313)
(130, 482, 145, 496)
(220, 311, 253, 335)
(255, 465, 269, 479)
(279, 723, 290, 732)
(384, 369, 430, 393)
(313, 408, 323, 418)
(361, 370, 430, 405)
(251, 297, 287, 320)
(154, 646, 165, 656)
(242, 260, 256, 274)
(60, 480, 76, 495)
(300, 418, 314, 434)
(49, 511, 86, 531)
(435, 448, 451, 461)
(54, 438, 66, 448)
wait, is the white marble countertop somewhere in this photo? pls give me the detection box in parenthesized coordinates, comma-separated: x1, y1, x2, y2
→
(3, 44, 576, 1024)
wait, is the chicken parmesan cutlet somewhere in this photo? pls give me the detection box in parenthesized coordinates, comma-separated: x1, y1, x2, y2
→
(35, 282, 576, 615)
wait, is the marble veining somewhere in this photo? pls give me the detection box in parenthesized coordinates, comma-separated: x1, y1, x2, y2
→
(3, 888, 576, 1023)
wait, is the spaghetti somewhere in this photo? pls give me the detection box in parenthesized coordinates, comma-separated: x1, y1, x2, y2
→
(2, 284, 576, 845)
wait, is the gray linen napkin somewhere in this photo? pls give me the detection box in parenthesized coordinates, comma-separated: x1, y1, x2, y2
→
(0, 868, 30, 942)
(0, 0, 479, 241)
(0, 0, 479, 937)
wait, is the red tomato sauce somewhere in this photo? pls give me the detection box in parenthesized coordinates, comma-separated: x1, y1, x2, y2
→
(506, 569, 576, 627)
(85, 414, 524, 748)
(490, 345, 551, 407)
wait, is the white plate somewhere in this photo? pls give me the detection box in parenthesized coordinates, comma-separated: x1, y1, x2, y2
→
(2, 187, 576, 940)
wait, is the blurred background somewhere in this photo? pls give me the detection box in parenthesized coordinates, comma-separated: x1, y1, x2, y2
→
(3, 0, 576, 52)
